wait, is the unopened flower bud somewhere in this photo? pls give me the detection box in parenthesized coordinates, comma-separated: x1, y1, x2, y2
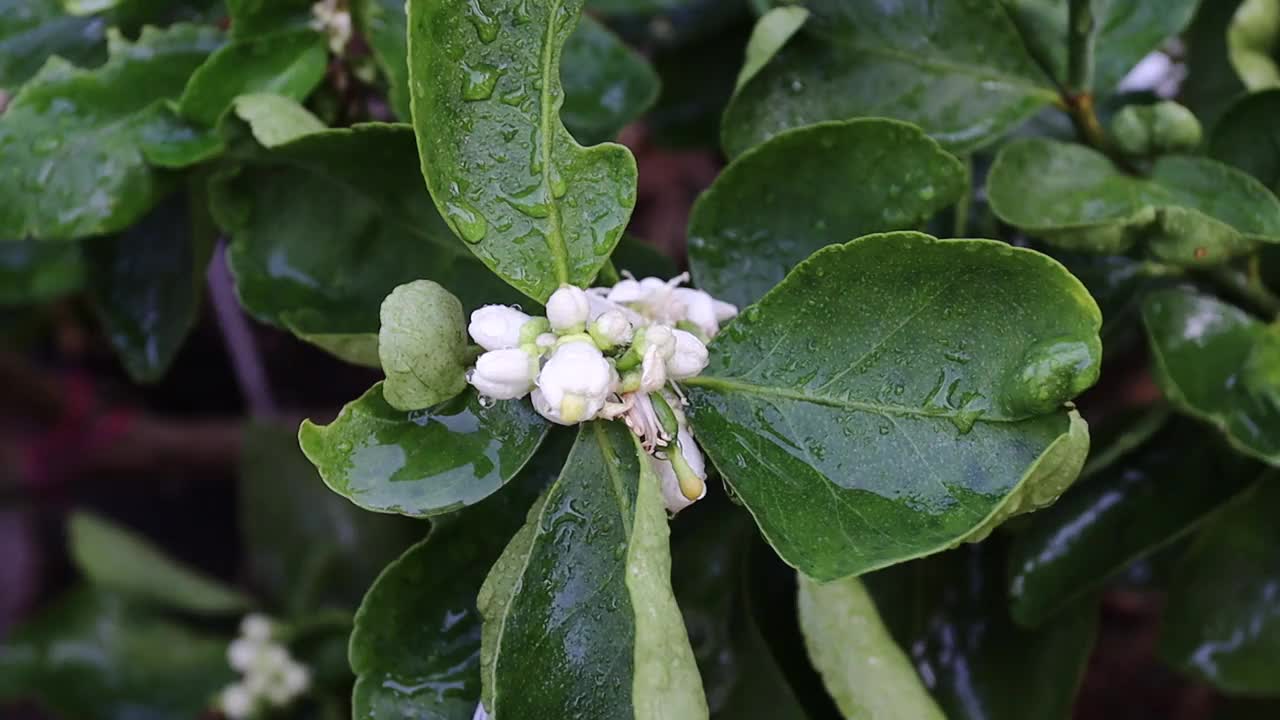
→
(469, 348, 538, 399)
(654, 428, 706, 513)
(533, 341, 615, 424)
(220, 683, 254, 720)
(547, 285, 590, 332)
(667, 329, 709, 379)
(590, 310, 633, 349)
(469, 305, 535, 351)
(640, 324, 676, 359)
(227, 638, 258, 672)
(240, 614, 274, 642)
(640, 345, 668, 393)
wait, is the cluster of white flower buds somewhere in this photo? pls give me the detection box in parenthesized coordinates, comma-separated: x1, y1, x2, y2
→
(466, 273, 737, 512)
(309, 0, 352, 54)
(217, 614, 311, 720)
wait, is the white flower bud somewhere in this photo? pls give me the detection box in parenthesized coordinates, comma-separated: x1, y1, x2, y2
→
(546, 285, 590, 332)
(282, 662, 311, 695)
(591, 310, 633, 348)
(469, 305, 535, 351)
(713, 298, 738, 322)
(260, 644, 289, 671)
(533, 341, 615, 424)
(240, 614, 274, 642)
(227, 638, 259, 672)
(605, 278, 646, 304)
(654, 428, 706, 514)
(469, 348, 538, 399)
(535, 332, 557, 351)
(221, 683, 254, 720)
(667, 329, 709, 379)
(639, 345, 667, 393)
(640, 324, 676, 360)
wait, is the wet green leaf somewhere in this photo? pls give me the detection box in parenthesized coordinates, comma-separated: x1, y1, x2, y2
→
(0, 0, 108, 90)
(1211, 89, 1280, 194)
(0, 588, 234, 719)
(797, 574, 944, 720)
(348, 435, 566, 720)
(721, 0, 1056, 157)
(300, 383, 549, 517)
(989, 138, 1280, 265)
(1008, 419, 1258, 627)
(0, 24, 222, 240)
(867, 543, 1098, 720)
(229, 92, 327, 148)
(69, 511, 250, 614)
(558, 16, 660, 145)
(684, 232, 1100, 581)
(1142, 288, 1280, 465)
(408, 0, 638, 301)
(688, 119, 967, 308)
(1160, 480, 1280, 694)
(478, 422, 706, 719)
(736, 6, 809, 91)
(378, 280, 470, 410)
(0, 238, 85, 305)
(178, 29, 327, 126)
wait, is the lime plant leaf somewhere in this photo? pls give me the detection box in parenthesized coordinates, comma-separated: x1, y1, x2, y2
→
(300, 382, 550, 517)
(558, 15, 660, 145)
(1142, 288, 1280, 466)
(735, 6, 809, 91)
(1211, 89, 1280, 194)
(989, 138, 1280, 265)
(227, 0, 315, 38)
(797, 574, 945, 720)
(407, 0, 639, 302)
(354, 0, 413, 119)
(683, 232, 1101, 581)
(229, 92, 327, 148)
(1160, 480, 1280, 694)
(0, 24, 223, 240)
(0, 0, 108, 89)
(69, 512, 250, 614)
(1183, 0, 1250, 127)
(721, 0, 1057, 157)
(378, 280, 471, 411)
(477, 421, 707, 719)
(177, 29, 328, 127)
(688, 119, 967, 308)
(1008, 419, 1258, 627)
(0, 238, 86, 305)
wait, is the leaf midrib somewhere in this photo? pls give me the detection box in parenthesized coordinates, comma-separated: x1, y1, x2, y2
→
(538, 0, 570, 286)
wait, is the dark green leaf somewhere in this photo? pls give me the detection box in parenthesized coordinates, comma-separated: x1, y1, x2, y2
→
(227, 0, 315, 38)
(354, 0, 413, 119)
(69, 511, 250, 614)
(1211, 89, 1280, 194)
(1183, 0, 1249, 128)
(178, 29, 328, 126)
(1160, 480, 1280, 694)
(300, 383, 549, 517)
(0, 24, 222, 240)
(1008, 419, 1258, 627)
(558, 16, 660, 145)
(1142, 287, 1280, 465)
(0, 588, 234, 719)
(721, 0, 1056, 157)
(135, 101, 226, 168)
(407, 0, 638, 301)
(240, 421, 423, 613)
(688, 119, 968, 308)
(0, 0, 108, 90)
(646, 20, 752, 149)
(477, 421, 706, 718)
(685, 232, 1100, 581)
(736, 6, 809, 91)
(0, 237, 85, 305)
(610, 235, 677, 280)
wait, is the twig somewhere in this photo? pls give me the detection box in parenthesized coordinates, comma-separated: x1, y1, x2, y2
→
(1067, 0, 1096, 96)
(1204, 265, 1280, 319)
(207, 239, 278, 419)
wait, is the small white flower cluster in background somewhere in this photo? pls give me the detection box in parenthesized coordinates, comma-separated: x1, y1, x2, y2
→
(217, 614, 311, 720)
(466, 273, 737, 512)
(309, 0, 352, 55)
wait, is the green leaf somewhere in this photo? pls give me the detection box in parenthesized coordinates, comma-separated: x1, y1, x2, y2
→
(684, 232, 1100, 581)
(1008, 419, 1258, 627)
(721, 0, 1056, 157)
(688, 119, 968, 308)
(348, 434, 567, 720)
(240, 421, 423, 613)
(558, 16, 660, 145)
(988, 138, 1280, 265)
(736, 6, 809, 91)
(216, 123, 520, 367)
(69, 511, 250, 614)
(797, 574, 944, 720)
(135, 101, 226, 168)
(1183, 0, 1250, 127)
(0, 588, 234, 719)
(230, 92, 327, 147)
(178, 29, 327, 126)
(300, 383, 549, 517)
(1211, 89, 1280, 195)
(227, 0, 315, 38)
(0, 24, 222, 240)
(1142, 288, 1280, 466)
(408, 0, 639, 302)
(0, 238, 85, 305)
(1160, 480, 1280, 693)
(378, 280, 470, 410)
(1001, 0, 1200, 92)
(354, 0, 413, 119)
(0, 0, 107, 91)
(867, 543, 1098, 720)
(477, 421, 707, 719)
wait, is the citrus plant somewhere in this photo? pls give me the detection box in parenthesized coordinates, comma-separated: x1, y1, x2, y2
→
(4, 0, 1280, 718)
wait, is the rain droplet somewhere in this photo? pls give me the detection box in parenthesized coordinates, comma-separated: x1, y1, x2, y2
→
(445, 200, 488, 244)
(462, 62, 500, 101)
(549, 170, 567, 198)
(465, 0, 498, 43)
(917, 185, 935, 201)
(478, 394, 496, 408)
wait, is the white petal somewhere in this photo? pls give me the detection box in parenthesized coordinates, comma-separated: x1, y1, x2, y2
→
(546, 286, 591, 331)
(468, 305, 533, 351)
(667, 329, 709, 379)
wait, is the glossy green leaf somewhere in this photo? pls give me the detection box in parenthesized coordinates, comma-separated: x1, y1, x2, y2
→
(240, 421, 423, 613)
(348, 434, 567, 720)
(69, 511, 250, 614)
(647, 21, 753, 149)
(378, 280, 471, 410)
(1142, 288, 1280, 466)
(688, 119, 967, 308)
(867, 543, 1098, 720)
(1002, 0, 1200, 92)
(0, 0, 107, 90)
(1008, 419, 1258, 627)
(0, 238, 85, 305)
(178, 29, 327, 126)
(227, 0, 314, 38)
(1160, 480, 1280, 693)
(216, 123, 519, 367)
(721, 0, 1056, 157)
(989, 138, 1280, 265)
(1184, 0, 1249, 127)
(0, 24, 222, 240)
(230, 92, 327, 147)
(478, 421, 706, 719)
(736, 6, 808, 91)
(300, 382, 549, 517)
(0, 588, 234, 719)
(408, 0, 638, 302)
(1211, 89, 1280, 194)
(135, 101, 226, 168)
(355, 0, 413, 119)
(684, 232, 1100, 581)
(797, 574, 944, 720)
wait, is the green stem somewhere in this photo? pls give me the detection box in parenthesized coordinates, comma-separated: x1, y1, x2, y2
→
(598, 259, 621, 286)
(1205, 265, 1280, 319)
(952, 157, 972, 237)
(1079, 403, 1170, 480)
(1067, 0, 1096, 95)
